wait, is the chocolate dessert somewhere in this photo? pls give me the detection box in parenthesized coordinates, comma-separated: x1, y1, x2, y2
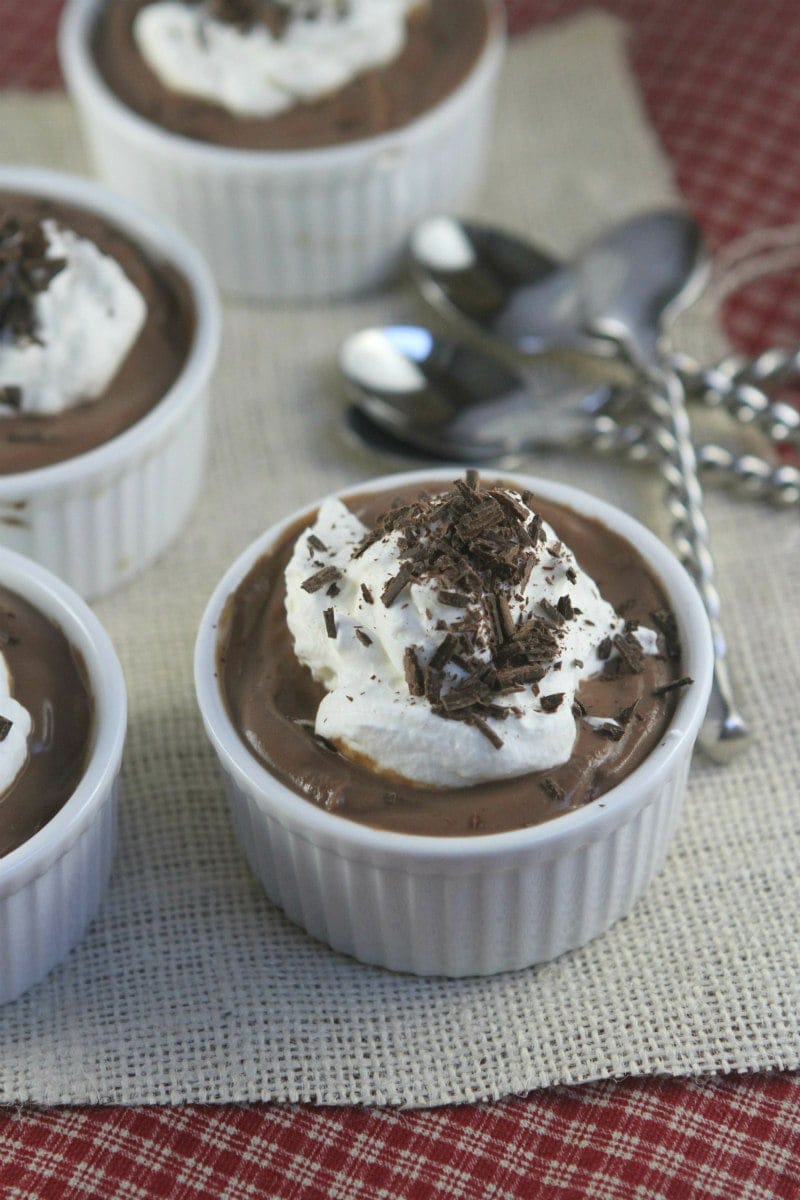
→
(92, 0, 490, 150)
(0, 192, 194, 474)
(218, 476, 690, 837)
(0, 585, 93, 856)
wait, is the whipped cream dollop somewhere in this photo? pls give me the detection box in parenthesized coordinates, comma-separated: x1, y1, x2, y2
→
(0, 218, 146, 418)
(0, 655, 32, 799)
(285, 479, 660, 788)
(134, 0, 423, 118)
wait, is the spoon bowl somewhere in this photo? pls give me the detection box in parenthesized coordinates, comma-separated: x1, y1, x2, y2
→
(577, 210, 709, 367)
(410, 215, 611, 356)
(340, 325, 614, 461)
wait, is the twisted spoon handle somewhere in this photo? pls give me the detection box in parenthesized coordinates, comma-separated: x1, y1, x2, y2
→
(633, 366, 749, 760)
(675, 348, 800, 449)
(587, 416, 800, 508)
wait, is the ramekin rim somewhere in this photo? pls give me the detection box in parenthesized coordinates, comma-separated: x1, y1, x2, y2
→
(58, 0, 507, 171)
(0, 545, 127, 894)
(0, 164, 220, 495)
(194, 467, 714, 865)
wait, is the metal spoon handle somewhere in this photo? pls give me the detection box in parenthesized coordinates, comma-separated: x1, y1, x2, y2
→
(589, 416, 800, 507)
(675, 349, 800, 449)
(639, 367, 749, 760)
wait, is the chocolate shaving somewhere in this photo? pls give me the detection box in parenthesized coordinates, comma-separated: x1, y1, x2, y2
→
(539, 598, 565, 627)
(438, 590, 470, 608)
(520, 555, 536, 592)
(381, 564, 413, 608)
(556, 594, 574, 621)
(430, 633, 456, 671)
(528, 514, 546, 544)
(617, 700, 639, 725)
(454, 478, 480, 504)
(566, 566, 577, 584)
(541, 777, 564, 801)
(494, 663, 546, 686)
(496, 594, 516, 641)
(651, 608, 682, 661)
(481, 592, 503, 645)
(540, 692, 564, 713)
(469, 714, 503, 749)
(0, 385, 22, 411)
(440, 678, 487, 712)
(424, 666, 443, 705)
(307, 533, 327, 553)
(403, 646, 425, 697)
(0, 715, 11, 742)
(301, 564, 341, 594)
(354, 628, 372, 647)
(597, 636, 613, 660)
(652, 675, 693, 696)
(572, 698, 587, 718)
(612, 633, 645, 675)
(360, 583, 374, 605)
(351, 528, 382, 559)
(594, 722, 624, 741)
(323, 607, 336, 639)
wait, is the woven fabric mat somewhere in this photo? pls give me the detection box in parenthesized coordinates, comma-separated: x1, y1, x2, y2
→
(0, 13, 798, 1107)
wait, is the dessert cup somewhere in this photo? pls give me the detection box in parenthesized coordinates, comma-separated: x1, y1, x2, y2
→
(0, 545, 126, 1005)
(195, 469, 714, 978)
(59, 0, 506, 300)
(0, 165, 220, 600)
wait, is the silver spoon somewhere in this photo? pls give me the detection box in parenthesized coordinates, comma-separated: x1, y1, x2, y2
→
(411, 212, 800, 450)
(339, 325, 616, 461)
(576, 211, 749, 759)
(409, 214, 609, 357)
(341, 326, 799, 502)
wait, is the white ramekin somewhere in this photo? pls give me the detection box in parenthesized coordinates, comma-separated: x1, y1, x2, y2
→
(59, 0, 506, 300)
(0, 166, 220, 600)
(195, 469, 714, 978)
(0, 546, 126, 1005)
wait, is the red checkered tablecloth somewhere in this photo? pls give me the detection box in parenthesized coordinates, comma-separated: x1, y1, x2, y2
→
(2, 3, 800, 1198)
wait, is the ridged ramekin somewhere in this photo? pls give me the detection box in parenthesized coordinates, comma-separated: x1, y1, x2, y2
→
(59, 0, 506, 300)
(195, 469, 713, 977)
(0, 546, 126, 1005)
(0, 166, 220, 600)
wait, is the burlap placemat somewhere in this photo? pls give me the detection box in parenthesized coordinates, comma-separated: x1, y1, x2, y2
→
(0, 13, 798, 1107)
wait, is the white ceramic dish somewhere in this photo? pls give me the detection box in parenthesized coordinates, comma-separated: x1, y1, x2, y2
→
(0, 546, 126, 1005)
(59, 0, 506, 300)
(0, 165, 220, 600)
(195, 469, 714, 977)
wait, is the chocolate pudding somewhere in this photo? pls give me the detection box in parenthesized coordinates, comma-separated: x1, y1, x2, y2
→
(0, 585, 93, 856)
(92, 0, 490, 150)
(218, 478, 689, 837)
(0, 192, 194, 474)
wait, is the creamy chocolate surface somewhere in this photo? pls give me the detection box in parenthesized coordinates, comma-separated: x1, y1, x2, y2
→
(0, 585, 93, 857)
(218, 482, 685, 837)
(0, 192, 194, 474)
(92, 0, 490, 149)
